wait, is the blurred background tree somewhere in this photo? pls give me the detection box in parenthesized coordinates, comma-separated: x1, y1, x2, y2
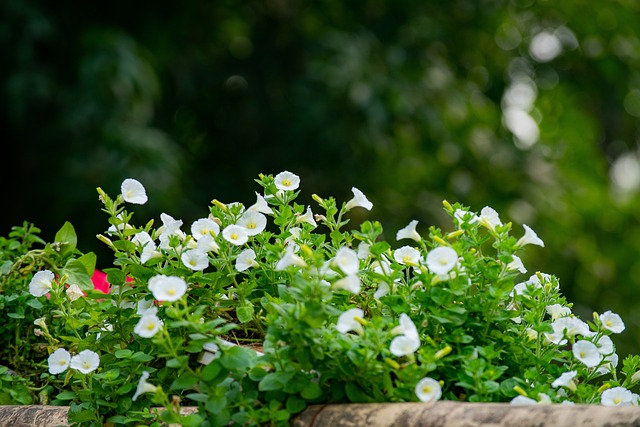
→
(3, 0, 640, 354)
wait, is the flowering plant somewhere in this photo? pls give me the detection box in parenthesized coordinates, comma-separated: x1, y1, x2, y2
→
(2, 171, 640, 426)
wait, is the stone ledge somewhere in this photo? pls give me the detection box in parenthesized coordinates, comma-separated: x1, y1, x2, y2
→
(3, 401, 640, 427)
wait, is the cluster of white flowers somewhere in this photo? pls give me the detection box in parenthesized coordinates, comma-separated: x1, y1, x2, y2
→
(48, 348, 100, 375)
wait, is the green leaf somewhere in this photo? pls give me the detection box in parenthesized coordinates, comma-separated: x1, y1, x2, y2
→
(171, 372, 199, 390)
(345, 382, 373, 403)
(56, 391, 77, 400)
(300, 381, 322, 400)
(286, 395, 306, 414)
(236, 303, 254, 324)
(131, 352, 154, 362)
(369, 241, 390, 256)
(76, 252, 97, 276)
(54, 222, 77, 255)
(63, 259, 94, 291)
(115, 349, 133, 359)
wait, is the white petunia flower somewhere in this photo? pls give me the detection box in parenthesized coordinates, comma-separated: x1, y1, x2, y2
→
(357, 242, 371, 259)
(545, 317, 593, 345)
(394, 246, 421, 266)
(345, 187, 373, 211)
(373, 282, 390, 299)
(334, 247, 360, 275)
(237, 211, 268, 235)
(336, 308, 365, 334)
(392, 313, 419, 340)
(545, 304, 571, 321)
(121, 178, 148, 205)
(572, 340, 601, 367)
(34, 317, 47, 329)
(140, 240, 162, 264)
(70, 350, 100, 374)
(454, 209, 479, 224)
(390, 335, 420, 357)
(602, 387, 635, 406)
(274, 171, 300, 191)
(415, 377, 442, 403)
(29, 270, 55, 297)
(132, 231, 153, 247)
(517, 224, 544, 248)
(132, 371, 158, 401)
(596, 353, 619, 376)
(236, 249, 258, 272)
(396, 220, 421, 242)
(222, 225, 249, 246)
(596, 335, 615, 355)
(551, 371, 577, 392)
(275, 246, 307, 271)
(507, 255, 527, 274)
(510, 395, 539, 405)
(198, 342, 221, 365)
(134, 311, 163, 338)
(66, 284, 84, 301)
(181, 249, 209, 271)
(426, 247, 458, 275)
(48, 348, 71, 375)
(600, 310, 625, 334)
(148, 275, 187, 302)
(332, 274, 361, 294)
(136, 299, 155, 316)
(191, 218, 220, 240)
(295, 206, 317, 228)
(478, 206, 502, 231)
(248, 192, 274, 215)
(196, 234, 220, 254)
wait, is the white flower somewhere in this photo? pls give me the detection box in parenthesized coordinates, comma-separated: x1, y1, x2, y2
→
(334, 247, 360, 275)
(596, 353, 619, 376)
(158, 213, 186, 249)
(517, 224, 544, 248)
(191, 218, 220, 240)
(596, 335, 615, 355)
(121, 178, 148, 205)
(396, 220, 421, 242)
(248, 192, 274, 215)
(332, 274, 361, 294)
(336, 308, 365, 334)
(345, 187, 373, 211)
(545, 304, 571, 321)
(136, 299, 155, 315)
(222, 225, 249, 246)
(510, 395, 538, 405)
(600, 310, 625, 334)
(373, 282, 390, 299)
(572, 340, 601, 367)
(546, 317, 593, 345)
(394, 246, 421, 266)
(29, 270, 54, 297)
(275, 246, 307, 271)
(274, 171, 300, 191)
(181, 249, 209, 271)
(132, 371, 158, 401)
(390, 335, 420, 356)
(198, 342, 221, 365)
(415, 377, 442, 403)
(70, 350, 100, 374)
(134, 311, 163, 338)
(454, 209, 479, 224)
(507, 255, 527, 274)
(295, 206, 317, 228)
(392, 313, 419, 340)
(197, 234, 220, 254)
(357, 242, 371, 259)
(66, 284, 84, 301)
(551, 371, 577, 392)
(34, 317, 47, 329)
(478, 206, 502, 231)
(140, 241, 162, 264)
(237, 211, 267, 235)
(148, 275, 187, 302)
(426, 247, 458, 275)
(236, 249, 258, 272)
(132, 231, 153, 247)
(48, 348, 71, 375)
(602, 387, 635, 406)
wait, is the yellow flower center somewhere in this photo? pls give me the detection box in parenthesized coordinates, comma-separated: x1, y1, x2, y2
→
(614, 397, 621, 405)
(282, 179, 291, 187)
(167, 288, 176, 296)
(231, 233, 239, 240)
(146, 322, 156, 331)
(422, 385, 432, 394)
(247, 222, 256, 229)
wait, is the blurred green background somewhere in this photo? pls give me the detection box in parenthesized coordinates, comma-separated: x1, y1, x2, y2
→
(3, 0, 640, 354)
